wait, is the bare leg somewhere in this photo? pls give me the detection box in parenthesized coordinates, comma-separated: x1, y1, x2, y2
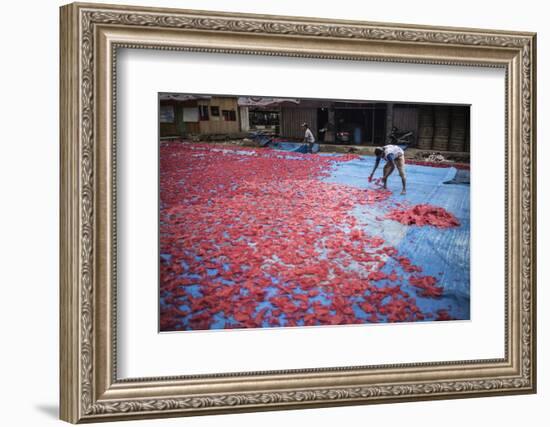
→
(398, 172, 407, 194)
(396, 157, 407, 194)
(382, 162, 395, 189)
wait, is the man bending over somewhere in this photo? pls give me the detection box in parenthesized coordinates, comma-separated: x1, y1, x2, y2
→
(369, 145, 407, 195)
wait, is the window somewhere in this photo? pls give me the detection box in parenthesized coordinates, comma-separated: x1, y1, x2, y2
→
(159, 105, 175, 123)
(249, 110, 279, 127)
(210, 106, 220, 117)
(182, 107, 199, 122)
(199, 105, 209, 121)
(222, 109, 237, 121)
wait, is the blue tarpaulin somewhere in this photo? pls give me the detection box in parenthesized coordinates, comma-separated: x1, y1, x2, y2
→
(323, 155, 470, 319)
(271, 141, 309, 153)
(269, 141, 320, 153)
(249, 132, 317, 153)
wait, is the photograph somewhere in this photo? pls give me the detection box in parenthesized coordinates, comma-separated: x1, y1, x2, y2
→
(57, 2, 536, 422)
(158, 94, 471, 332)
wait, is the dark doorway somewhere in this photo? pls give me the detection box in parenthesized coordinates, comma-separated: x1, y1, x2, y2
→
(332, 104, 387, 145)
(373, 107, 387, 144)
(317, 107, 329, 141)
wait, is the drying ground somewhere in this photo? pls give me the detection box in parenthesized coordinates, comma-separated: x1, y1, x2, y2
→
(160, 142, 470, 331)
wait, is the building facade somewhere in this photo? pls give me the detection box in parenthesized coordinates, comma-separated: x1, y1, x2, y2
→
(159, 94, 470, 153)
(160, 95, 241, 139)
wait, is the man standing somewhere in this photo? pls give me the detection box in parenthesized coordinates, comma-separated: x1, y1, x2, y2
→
(301, 122, 315, 153)
(369, 145, 407, 195)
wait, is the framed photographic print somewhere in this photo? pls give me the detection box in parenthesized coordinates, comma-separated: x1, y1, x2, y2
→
(59, 2, 537, 423)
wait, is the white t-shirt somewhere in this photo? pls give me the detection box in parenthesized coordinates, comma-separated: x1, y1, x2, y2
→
(304, 128, 315, 143)
(383, 144, 404, 160)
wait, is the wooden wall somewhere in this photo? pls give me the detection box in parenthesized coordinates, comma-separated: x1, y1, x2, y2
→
(198, 97, 240, 135)
(392, 104, 469, 153)
(160, 122, 177, 137)
(393, 105, 419, 137)
(280, 107, 318, 140)
(159, 97, 241, 137)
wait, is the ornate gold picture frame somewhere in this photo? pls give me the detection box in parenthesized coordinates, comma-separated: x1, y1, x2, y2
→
(60, 2, 536, 423)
